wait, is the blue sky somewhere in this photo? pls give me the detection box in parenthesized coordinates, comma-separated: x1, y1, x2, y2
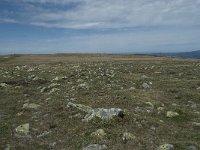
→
(0, 0, 200, 54)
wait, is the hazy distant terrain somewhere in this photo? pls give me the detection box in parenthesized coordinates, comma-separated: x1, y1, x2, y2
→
(0, 54, 199, 150)
(153, 50, 200, 59)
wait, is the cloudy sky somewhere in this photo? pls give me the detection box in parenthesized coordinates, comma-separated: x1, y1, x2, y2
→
(0, 0, 200, 54)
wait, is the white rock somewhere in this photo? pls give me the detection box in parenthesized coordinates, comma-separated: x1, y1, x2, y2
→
(166, 111, 179, 118)
(82, 144, 107, 150)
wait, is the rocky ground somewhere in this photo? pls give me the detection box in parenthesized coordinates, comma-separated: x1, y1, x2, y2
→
(0, 54, 199, 150)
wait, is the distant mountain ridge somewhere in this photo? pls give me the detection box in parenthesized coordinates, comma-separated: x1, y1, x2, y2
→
(153, 50, 200, 59)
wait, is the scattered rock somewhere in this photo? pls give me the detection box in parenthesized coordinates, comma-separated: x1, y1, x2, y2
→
(157, 107, 164, 114)
(82, 144, 107, 150)
(129, 87, 136, 90)
(52, 77, 59, 81)
(142, 83, 150, 89)
(122, 132, 136, 142)
(166, 111, 179, 118)
(141, 75, 148, 79)
(4, 144, 11, 150)
(157, 144, 174, 150)
(71, 113, 82, 118)
(67, 102, 124, 122)
(78, 83, 89, 89)
(0, 83, 8, 88)
(91, 129, 106, 139)
(15, 123, 29, 136)
(49, 142, 57, 149)
(40, 87, 47, 93)
(23, 103, 40, 109)
(67, 102, 93, 113)
(16, 112, 23, 116)
(157, 107, 164, 111)
(48, 83, 60, 89)
(37, 131, 52, 138)
(144, 102, 154, 109)
(192, 122, 200, 127)
(188, 101, 197, 109)
(48, 88, 60, 94)
(186, 145, 198, 150)
(32, 76, 39, 81)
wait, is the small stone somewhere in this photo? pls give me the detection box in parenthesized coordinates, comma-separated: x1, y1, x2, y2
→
(186, 145, 198, 150)
(192, 122, 200, 127)
(0, 83, 8, 88)
(48, 83, 60, 89)
(37, 131, 52, 138)
(48, 88, 60, 94)
(142, 83, 150, 89)
(129, 87, 136, 90)
(23, 103, 40, 109)
(122, 132, 136, 142)
(141, 75, 148, 79)
(144, 102, 154, 109)
(166, 111, 179, 118)
(52, 77, 59, 81)
(196, 87, 200, 90)
(40, 87, 47, 93)
(16, 112, 23, 116)
(49, 142, 57, 148)
(15, 123, 29, 135)
(91, 129, 106, 139)
(78, 83, 89, 89)
(157, 144, 174, 150)
(32, 76, 39, 81)
(157, 107, 164, 111)
(4, 144, 11, 150)
(82, 144, 107, 150)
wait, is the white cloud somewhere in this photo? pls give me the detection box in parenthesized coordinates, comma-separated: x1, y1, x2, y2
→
(1, 0, 200, 29)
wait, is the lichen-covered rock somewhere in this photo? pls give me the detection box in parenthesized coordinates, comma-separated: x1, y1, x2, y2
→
(157, 144, 174, 150)
(122, 132, 136, 142)
(91, 129, 106, 139)
(82, 144, 107, 150)
(67, 102, 124, 121)
(15, 123, 29, 136)
(23, 103, 40, 109)
(166, 111, 179, 118)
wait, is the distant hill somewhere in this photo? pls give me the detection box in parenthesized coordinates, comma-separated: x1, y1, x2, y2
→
(153, 50, 200, 59)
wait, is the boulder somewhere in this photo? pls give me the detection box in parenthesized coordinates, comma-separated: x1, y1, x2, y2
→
(67, 102, 124, 122)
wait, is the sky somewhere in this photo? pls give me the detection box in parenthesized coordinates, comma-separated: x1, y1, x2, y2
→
(0, 0, 200, 54)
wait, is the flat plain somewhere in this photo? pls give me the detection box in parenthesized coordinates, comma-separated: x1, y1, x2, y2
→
(0, 54, 199, 150)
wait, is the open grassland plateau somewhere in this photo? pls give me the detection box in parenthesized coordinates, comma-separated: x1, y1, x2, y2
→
(0, 54, 199, 150)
